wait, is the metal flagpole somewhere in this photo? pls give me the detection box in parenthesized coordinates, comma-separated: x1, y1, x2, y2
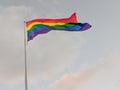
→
(24, 21, 28, 90)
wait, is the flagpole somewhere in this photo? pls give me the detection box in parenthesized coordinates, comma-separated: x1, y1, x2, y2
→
(24, 21, 28, 90)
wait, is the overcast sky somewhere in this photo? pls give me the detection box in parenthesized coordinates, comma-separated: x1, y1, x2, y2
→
(0, 0, 120, 90)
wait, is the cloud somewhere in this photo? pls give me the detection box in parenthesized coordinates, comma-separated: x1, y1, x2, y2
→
(0, 5, 86, 85)
(27, 31, 86, 79)
(51, 68, 95, 90)
(0, 6, 32, 84)
(0, 0, 38, 6)
(41, 53, 120, 90)
(78, 53, 120, 90)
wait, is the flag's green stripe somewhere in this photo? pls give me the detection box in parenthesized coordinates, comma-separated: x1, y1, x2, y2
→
(53, 23, 75, 29)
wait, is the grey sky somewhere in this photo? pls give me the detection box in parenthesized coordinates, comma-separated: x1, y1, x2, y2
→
(0, 0, 120, 90)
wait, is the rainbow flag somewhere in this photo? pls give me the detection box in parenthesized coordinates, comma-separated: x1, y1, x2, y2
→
(25, 13, 91, 41)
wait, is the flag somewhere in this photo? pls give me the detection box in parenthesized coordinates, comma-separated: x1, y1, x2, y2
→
(25, 13, 91, 41)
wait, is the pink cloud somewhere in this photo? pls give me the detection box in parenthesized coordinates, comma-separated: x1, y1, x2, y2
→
(46, 53, 120, 90)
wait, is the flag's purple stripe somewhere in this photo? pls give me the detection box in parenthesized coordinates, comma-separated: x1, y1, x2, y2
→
(80, 23, 91, 31)
(28, 30, 51, 41)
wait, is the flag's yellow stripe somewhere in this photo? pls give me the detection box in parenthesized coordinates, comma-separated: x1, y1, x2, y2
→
(27, 22, 66, 31)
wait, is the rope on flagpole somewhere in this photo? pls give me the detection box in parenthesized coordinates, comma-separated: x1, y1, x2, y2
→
(24, 21, 28, 90)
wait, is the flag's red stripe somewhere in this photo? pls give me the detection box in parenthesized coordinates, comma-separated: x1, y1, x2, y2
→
(26, 13, 77, 27)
